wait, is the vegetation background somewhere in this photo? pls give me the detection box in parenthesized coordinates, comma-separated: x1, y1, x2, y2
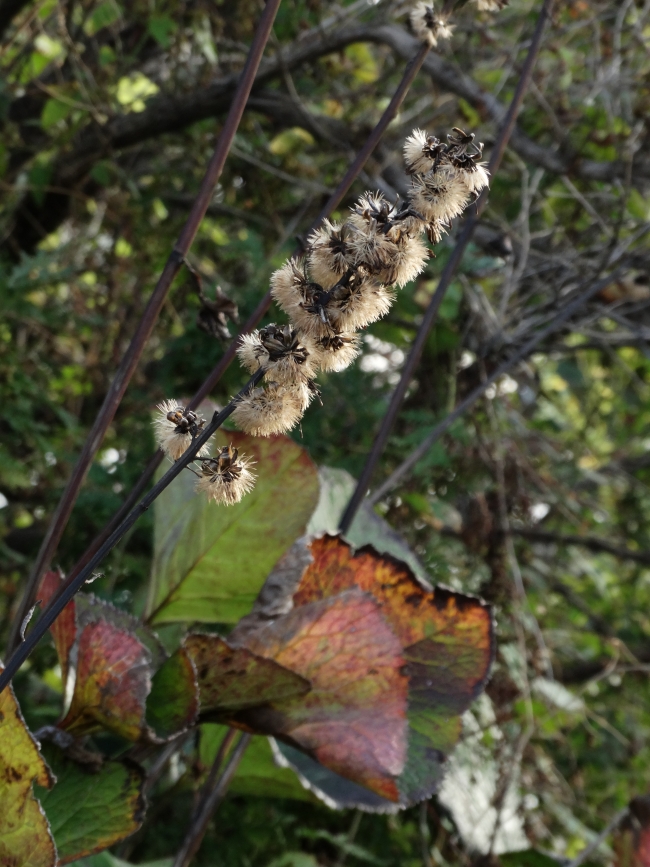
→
(2, 0, 650, 864)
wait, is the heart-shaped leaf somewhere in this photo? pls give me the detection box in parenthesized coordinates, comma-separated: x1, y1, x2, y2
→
(36, 744, 145, 864)
(0, 668, 57, 867)
(222, 534, 494, 807)
(147, 432, 320, 625)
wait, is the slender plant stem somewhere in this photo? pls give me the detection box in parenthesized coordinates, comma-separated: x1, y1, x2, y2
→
(173, 732, 251, 867)
(367, 270, 620, 505)
(0, 371, 264, 694)
(66, 41, 431, 581)
(338, 0, 556, 535)
(566, 807, 630, 867)
(7, 0, 283, 653)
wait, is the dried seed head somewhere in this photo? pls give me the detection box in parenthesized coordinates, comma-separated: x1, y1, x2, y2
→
(459, 161, 490, 196)
(385, 231, 430, 288)
(270, 260, 330, 338)
(403, 129, 446, 175)
(313, 332, 362, 373)
(408, 166, 470, 225)
(196, 444, 256, 506)
(307, 220, 356, 288)
(153, 400, 210, 461)
(237, 325, 317, 384)
(231, 381, 311, 437)
(326, 272, 395, 331)
(410, 3, 454, 47)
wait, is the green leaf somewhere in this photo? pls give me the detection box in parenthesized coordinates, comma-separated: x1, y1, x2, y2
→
(146, 646, 199, 740)
(0, 671, 56, 867)
(41, 97, 74, 131)
(147, 432, 319, 624)
(147, 15, 176, 48)
(36, 744, 145, 864)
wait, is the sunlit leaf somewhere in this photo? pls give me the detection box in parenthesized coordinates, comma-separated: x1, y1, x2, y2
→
(36, 744, 145, 864)
(0, 668, 56, 867)
(147, 432, 319, 624)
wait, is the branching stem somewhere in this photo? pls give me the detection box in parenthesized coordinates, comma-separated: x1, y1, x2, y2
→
(7, 0, 283, 653)
(0, 371, 264, 694)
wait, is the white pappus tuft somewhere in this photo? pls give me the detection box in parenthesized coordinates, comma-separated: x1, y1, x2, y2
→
(408, 165, 471, 226)
(236, 324, 318, 384)
(195, 444, 256, 506)
(307, 220, 356, 288)
(312, 332, 362, 373)
(153, 400, 211, 461)
(403, 129, 445, 175)
(231, 381, 312, 437)
(410, 3, 454, 48)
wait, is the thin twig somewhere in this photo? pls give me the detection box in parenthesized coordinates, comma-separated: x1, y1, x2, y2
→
(173, 732, 250, 867)
(566, 807, 630, 867)
(0, 370, 264, 694)
(66, 40, 431, 582)
(7, 0, 283, 654)
(338, 0, 556, 535)
(367, 268, 622, 506)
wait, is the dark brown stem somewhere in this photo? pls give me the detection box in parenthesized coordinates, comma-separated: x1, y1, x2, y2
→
(0, 370, 264, 694)
(7, 0, 282, 653)
(173, 732, 250, 867)
(508, 528, 650, 568)
(338, 0, 556, 535)
(66, 41, 431, 581)
(367, 270, 622, 505)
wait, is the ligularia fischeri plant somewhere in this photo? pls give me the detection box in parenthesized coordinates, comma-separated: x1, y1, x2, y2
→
(153, 124, 490, 505)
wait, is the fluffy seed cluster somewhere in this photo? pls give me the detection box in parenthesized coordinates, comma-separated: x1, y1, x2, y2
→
(410, 2, 454, 48)
(153, 401, 210, 461)
(195, 444, 256, 506)
(232, 126, 489, 441)
(154, 128, 489, 508)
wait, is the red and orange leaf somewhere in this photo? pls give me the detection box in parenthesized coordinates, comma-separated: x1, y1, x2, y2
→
(59, 621, 151, 741)
(229, 589, 408, 801)
(0, 666, 57, 867)
(229, 534, 494, 807)
(184, 633, 310, 715)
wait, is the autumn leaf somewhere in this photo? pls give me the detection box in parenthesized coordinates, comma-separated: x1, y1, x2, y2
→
(184, 633, 310, 715)
(0, 666, 57, 867)
(38, 573, 197, 742)
(220, 534, 494, 807)
(36, 744, 145, 864)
